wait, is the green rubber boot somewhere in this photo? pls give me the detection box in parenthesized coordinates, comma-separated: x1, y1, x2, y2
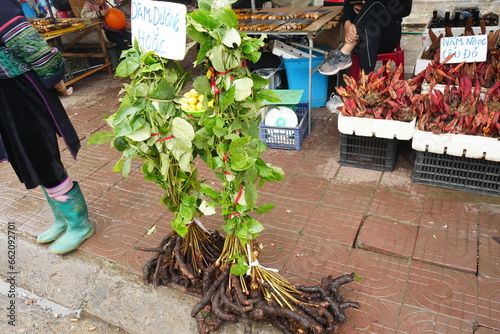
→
(37, 187, 67, 244)
(48, 182, 95, 255)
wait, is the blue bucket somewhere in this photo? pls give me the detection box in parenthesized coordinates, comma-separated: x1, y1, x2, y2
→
(282, 56, 328, 107)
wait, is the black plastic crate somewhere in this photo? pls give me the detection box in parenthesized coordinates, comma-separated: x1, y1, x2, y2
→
(412, 151, 500, 196)
(339, 134, 397, 171)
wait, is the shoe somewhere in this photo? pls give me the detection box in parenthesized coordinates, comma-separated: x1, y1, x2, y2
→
(48, 182, 95, 255)
(37, 187, 67, 244)
(318, 49, 352, 76)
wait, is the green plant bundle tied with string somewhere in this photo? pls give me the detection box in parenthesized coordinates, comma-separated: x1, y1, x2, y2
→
(88, 41, 206, 236)
(185, 5, 285, 275)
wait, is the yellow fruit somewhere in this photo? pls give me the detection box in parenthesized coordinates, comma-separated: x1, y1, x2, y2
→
(189, 89, 198, 96)
(196, 102, 204, 110)
(197, 95, 204, 103)
(206, 69, 212, 79)
(207, 100, 214, 108)
(181, 102, 189, 110)
(187, 104, 196, 111)
(187, 97, 197, 105)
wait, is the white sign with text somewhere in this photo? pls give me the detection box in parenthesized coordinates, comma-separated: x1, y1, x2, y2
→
(131, 0, 186, 60)
(440, 35, 488, 64)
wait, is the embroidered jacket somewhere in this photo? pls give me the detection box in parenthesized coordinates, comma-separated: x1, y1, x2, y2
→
(0, 0, 65, 88)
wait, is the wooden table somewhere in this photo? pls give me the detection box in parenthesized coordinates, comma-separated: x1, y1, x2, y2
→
(239, 6, 343, 133)
(42, 20, 112, 86)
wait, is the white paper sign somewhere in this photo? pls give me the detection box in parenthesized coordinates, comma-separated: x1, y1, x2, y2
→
(440, 35, 488, 64)
(131, 0, 186, 60)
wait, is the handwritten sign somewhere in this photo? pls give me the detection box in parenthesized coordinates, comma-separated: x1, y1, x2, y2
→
(440, 35, 488, 64)
(131, 0, 186, 60)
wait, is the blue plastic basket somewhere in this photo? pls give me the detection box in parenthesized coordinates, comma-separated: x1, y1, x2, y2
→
(282, 56, 328, 107)
(259, 103, 309, 150)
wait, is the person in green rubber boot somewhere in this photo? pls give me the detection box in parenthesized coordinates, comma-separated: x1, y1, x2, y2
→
(0, 0, 94, 254)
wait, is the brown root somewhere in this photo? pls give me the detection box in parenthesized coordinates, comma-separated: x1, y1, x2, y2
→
(139, 230, 358, 334)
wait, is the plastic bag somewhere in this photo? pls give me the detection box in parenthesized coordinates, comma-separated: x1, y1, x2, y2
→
(326, 92, 343, 114)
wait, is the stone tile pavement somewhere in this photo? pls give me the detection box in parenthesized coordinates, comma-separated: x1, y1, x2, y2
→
(0, 31, 499, 333)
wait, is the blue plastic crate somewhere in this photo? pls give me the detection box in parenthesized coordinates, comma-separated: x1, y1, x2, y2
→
(282, 56, 328, 107)
(259, 103, 309, 150)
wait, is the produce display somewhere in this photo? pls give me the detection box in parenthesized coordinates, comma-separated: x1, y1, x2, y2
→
(179, 88, 213, 117)
(335, 62, 418, 122)
(416, 76, 500, 137)
(31, 19, 86, 37)
(237, 9, 330, 31)
(89, 3, 359, 334)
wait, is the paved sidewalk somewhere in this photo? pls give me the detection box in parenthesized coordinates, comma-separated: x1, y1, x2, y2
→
(1, 32, 499, 333)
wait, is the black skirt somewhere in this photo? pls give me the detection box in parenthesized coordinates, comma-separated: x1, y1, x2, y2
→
(0, 72, 79, 189)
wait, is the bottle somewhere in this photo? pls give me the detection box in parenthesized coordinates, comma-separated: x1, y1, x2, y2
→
(429, 10, 440, 28)
(453, 11, 461, 27)
(444, 11, 451, 27)
(472, 9, 480, 26)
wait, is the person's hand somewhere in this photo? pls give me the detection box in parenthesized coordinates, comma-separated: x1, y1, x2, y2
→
(54, 81, 73, 97)
(101, 9, 109, 16)
(62, 87, 74, 96)
(344, 20, 359, 44)
(353, 0, 365, 14)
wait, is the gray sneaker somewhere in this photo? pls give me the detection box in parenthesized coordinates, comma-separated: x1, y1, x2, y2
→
(318, 49, 352, 76)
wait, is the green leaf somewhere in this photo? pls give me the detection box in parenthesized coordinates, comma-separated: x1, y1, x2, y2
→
(213, 126, 227, 138)
(247, 218, 264, 235)
(233, 78, 253, 101)
(244, 182, 257, 210)
(181, 195, 197, 207)
(257, 203, 274, 214)
(126, 122, 151, 142)
(189, 9, 220, 31)
(219, 87, 235, 111)
(230, 153, 253, 171)
(171, 118, 195, 142)
(258, 88, 281, 103)
(229, 136, 251, 153)
(199, 200, 216, 215)
(122, 158, 132, 178)
(115, 56, 140, 77)
(201, 186, 221, 200)
(186, 24, 208, 44)
(160, 153, 170, 179)
(222, 28, 241, 48)
(193, 75, 211, 94)
(178, 151, 193, 172)
(171, 219, 189, 237)
(209, 45, 226, 73)
(87, 131, 114, 145)
(113, 158, 123, 172)
(230, 256, 250, 276)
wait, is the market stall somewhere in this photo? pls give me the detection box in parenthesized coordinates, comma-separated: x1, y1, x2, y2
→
(334, 7, 500, 195)
(30, 18, 112, 85)
(238, 6, 343, 134)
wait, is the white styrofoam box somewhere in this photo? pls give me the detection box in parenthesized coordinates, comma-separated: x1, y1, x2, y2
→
(271, 40, 309, 59)
(337, 114, 416, 140)
(412, 130, 500, 162)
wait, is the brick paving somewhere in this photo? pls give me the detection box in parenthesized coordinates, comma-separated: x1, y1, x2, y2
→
(1, 31, 499, 333)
